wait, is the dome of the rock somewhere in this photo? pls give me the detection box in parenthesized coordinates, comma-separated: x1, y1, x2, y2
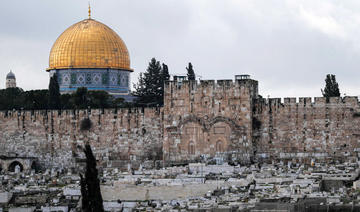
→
(48, 19, 131, 71)
(47, 14, 133, 96)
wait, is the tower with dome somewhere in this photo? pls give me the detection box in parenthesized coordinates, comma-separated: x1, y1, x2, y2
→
(47, 7, 133, 98)
(6, 71, 16, 88)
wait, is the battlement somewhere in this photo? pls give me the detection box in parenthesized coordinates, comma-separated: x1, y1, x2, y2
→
(165, 76, 259, 98)
(165, 79, 257, 87)
(262, 96, 360, 107)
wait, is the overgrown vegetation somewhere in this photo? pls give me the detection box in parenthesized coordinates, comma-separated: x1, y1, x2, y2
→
(80, 118, 93, 131)
(0, 87, 126, 110)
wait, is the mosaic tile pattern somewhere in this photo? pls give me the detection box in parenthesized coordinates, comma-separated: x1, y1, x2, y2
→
(56, 69, 130, 94)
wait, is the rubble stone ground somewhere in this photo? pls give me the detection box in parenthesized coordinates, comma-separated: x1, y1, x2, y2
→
(1, 159, 360, 211)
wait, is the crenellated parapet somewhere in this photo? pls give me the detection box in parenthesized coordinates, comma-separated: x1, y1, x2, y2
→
(165, 78, 258, 95)
(255, 96, 360, 108)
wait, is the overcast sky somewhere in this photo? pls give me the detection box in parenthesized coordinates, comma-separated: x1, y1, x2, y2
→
(1, 0, 360, 98)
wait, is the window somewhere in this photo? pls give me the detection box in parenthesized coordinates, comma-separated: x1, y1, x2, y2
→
(216, 140, 223, 152)
(188, 141, 195, 155)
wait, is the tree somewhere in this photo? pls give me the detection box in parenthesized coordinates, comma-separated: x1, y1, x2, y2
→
(112, 97, 125, 107)
(0, 88, 50, 110)
(60, 94, 74, 109)
(161, 63, 170, 82)
(186, 62, 195, 81)
(321, 74, 340, 98)
(133, 58, 163, 106)
(79, 117, 104, 212)
(80, 143, 104, 212)
(0, 87, 24, 110)
(133, 73, 145, 98)
(72, 87, 89, 109)
(159, 63, 170, 105)
(48, 73, 61, 109)
(23, 90, 49, 110)
(87, 91, 112, 109)
(0, 85, 118, 110)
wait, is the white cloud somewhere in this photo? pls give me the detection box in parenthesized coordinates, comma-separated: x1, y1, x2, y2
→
(298, 5, 346, 39)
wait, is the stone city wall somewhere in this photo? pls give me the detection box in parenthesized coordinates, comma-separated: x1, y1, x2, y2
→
(0, 108, 163, 170)
(253, 96, 360, 162)
(0, 78, 359, 169)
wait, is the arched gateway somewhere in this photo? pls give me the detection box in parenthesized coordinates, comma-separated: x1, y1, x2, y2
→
(8, 161, 24, 172)
(165, 115, 249, 161)
(163, 77, 258, 162)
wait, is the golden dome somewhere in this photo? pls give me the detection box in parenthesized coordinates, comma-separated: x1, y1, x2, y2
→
(48, 18, 131, 71)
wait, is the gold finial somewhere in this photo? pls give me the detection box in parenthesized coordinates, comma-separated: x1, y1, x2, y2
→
(88, 2, 91, 19)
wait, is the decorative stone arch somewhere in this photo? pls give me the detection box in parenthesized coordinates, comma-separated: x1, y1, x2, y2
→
(165, 115, 250, 161)
(178, 117, 206, 157)
(209, 122, 230, 155)
(177, 115, 246, 133)
(177, 115, 207, 132)
(209, 116, 246, 133)
(8, 161, 24, 172)
(208, 116, 248, 155)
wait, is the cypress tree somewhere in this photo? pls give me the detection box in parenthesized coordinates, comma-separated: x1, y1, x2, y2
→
(161, 63, 170, 82)
(186, 63, 196, 81)
(79, 140, 104, 212)
(48, 73, 61, 109)
(321, 74, 341, 98)
(159, 63, 170, 106)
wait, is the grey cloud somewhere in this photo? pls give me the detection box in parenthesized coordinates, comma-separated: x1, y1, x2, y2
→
(0, 0, 359, 97)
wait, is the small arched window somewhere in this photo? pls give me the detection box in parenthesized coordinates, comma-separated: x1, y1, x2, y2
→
(216, 140, 223, 152)
(188, 141, 195, 155)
